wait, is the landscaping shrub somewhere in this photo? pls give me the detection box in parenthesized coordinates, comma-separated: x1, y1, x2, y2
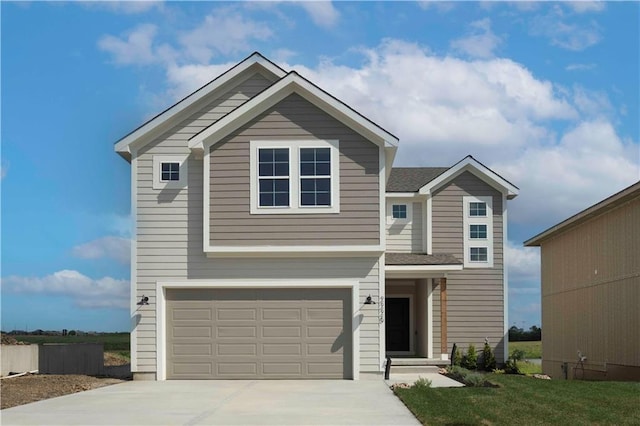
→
(504, 349, 525, 374)
(462, 344, 478, 370)
(482, 340, 497, 371)
(446, 365, 470, 382)
(452, 346, 463, 366)
(413, 377, 432, 390)
(464, 373, 487, 387)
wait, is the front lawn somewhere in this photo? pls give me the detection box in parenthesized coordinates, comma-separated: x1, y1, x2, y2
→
(395, 374, 640, 425)
(509, 340, 542, 359)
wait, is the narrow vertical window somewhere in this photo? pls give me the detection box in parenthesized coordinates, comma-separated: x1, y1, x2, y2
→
(299, 148, 331, 206)
(258, 148, 290, 207)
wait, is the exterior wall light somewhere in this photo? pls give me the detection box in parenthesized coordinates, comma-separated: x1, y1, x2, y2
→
(364, 295, 376, 305)
(137, 296, 149, 306)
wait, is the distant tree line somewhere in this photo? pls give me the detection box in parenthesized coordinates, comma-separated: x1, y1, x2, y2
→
(508, 325, 541, 341)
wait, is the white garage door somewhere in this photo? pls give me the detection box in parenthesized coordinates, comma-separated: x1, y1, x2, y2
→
(166, 288, 351, 379)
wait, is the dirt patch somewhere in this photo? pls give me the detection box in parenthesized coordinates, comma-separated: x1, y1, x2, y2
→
(1, 374, 124, 410)
(104, 352, 129, 366)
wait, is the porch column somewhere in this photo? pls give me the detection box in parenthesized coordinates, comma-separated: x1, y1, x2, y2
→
(440, 277, 448, 357)
(416, 279, 429, 357)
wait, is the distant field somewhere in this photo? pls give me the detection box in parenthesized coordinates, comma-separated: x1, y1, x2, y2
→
(10, 333, 130, 352)
(510, 340, 542, 359)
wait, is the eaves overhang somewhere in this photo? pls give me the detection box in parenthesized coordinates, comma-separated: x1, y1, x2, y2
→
(418, 156, 519, 200)
(188, 71, 400, 155)
(113, 52, 287, 162)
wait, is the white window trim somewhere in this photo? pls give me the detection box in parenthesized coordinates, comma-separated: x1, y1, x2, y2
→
(463, 196, 493, 268)
(152, 155, 188, 190)
(387, 201, 412, 224)
(249, 140, 340, 214)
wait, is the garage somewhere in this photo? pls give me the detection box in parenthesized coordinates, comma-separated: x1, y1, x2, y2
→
(166, 287, 352, 379)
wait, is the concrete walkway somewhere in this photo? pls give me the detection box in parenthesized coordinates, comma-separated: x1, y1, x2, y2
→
(1, 380, 420, 426)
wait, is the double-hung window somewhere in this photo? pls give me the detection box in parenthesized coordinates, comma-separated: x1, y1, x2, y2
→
(250, 140, 340, 214)
(463, 196, 493, 267)
(258, 148, 290, 207)
(300, 148, 331, 206)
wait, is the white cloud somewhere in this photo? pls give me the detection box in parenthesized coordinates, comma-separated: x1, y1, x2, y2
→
(98, 24, 159, 65)
(1, 270, 129, 309)
(507, 241, 540, 283)
(566, 1, 606, 14)
(286, 39, 576, 166)
(530, 5, 602, 51)
(566, 63, 596, 72)
(495, 120, 639, 226)
(81, 1, 162, 14)
(297, 1, 339, 28)
(178, 10, 272, 64)
(72, 236, 131, 264)
(451, 18, 502, 58)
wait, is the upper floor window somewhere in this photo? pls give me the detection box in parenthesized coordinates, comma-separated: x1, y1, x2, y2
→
(258, 148, 290, 207)
(153, 155, 188, 190)
(469, 202, 487, 217)
(469, 224, 487, 239)
(392, 204, 407, 219)
(250, 140, 340, 214)
(161, 162, 180, 182)
(463, 196, 493, 268)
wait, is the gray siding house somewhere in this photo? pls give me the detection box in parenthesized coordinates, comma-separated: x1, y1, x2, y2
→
(115, 53, 519, 380)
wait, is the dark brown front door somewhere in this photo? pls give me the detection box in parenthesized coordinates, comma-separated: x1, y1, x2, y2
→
(385, 298, 410, 352)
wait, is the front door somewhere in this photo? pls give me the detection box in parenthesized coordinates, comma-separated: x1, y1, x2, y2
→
(385, 297, 410, 353)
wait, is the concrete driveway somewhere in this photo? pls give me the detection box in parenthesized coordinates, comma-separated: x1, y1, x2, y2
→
(1, 380, 420, 425)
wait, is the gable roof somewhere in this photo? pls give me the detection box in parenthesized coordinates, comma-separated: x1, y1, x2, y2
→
(114, 52, 286, 161)
(188, 70, 399, 154)
(387, 167, 449, 192)
(417, 155, 519, 199)
(525, 180, 640, 247)
(386, 156, 518, 199)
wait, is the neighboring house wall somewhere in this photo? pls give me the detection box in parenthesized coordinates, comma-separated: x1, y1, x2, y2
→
(431, 171, 506, 362)
(540, 196, 640, 381)
(209, 94, 380, 247)
(386, 200, 423, 252)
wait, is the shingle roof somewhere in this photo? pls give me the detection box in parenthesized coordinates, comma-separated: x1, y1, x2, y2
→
(387, 167, 449, 192)
(385, 253, 462, 266)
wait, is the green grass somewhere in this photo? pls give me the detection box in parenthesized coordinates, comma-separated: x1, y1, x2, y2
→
(11, 333, 130, 351)
(510, 340, 542, 359)
(516, 361, 542, 375)
(395, 374, 640, 426)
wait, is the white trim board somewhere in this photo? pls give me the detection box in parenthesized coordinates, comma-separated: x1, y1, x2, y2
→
(115, 53, 286, 159)
(189, 72, 399, 154)
(155, 279, 361, 381)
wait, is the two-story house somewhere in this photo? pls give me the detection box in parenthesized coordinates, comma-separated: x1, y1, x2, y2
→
(115, 52, 518, 380)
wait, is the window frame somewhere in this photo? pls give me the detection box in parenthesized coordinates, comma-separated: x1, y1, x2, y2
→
(257, 147, 291, 208)
(249, 140, 340, 214)
(153, 155, 188, 190)
(463, 196, 493, 267)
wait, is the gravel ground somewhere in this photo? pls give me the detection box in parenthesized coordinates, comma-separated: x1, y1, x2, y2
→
(0, 374, 125, 410)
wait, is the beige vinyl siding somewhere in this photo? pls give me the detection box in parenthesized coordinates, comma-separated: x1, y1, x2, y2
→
(136, 151, 381, 373)
(209, 93, 380, 246)
(540, 195, 640, 380)
(133, 78, 381, 373)
(386, 201, 423, 252)
(431, 171, 505, 362)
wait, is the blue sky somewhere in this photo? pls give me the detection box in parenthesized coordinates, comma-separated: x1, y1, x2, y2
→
(1, 1, 638, 332)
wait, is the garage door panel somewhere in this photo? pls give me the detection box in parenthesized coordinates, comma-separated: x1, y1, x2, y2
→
(173, 344, 212, 356)
(262, 308, 302, 320)
(216, 308, 257, 320)
(217, 343, 257, 356)
(166, 288, 351, 379)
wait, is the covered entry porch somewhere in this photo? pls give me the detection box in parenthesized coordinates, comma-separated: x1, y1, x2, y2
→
(384, 253, 462, 360)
